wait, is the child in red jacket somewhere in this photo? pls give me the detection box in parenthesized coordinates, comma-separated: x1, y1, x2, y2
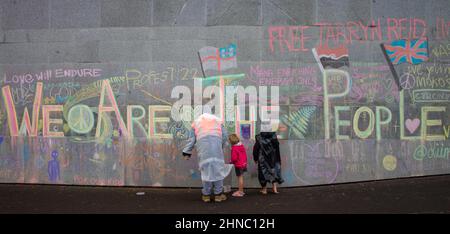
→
(228, 134, 248, 197)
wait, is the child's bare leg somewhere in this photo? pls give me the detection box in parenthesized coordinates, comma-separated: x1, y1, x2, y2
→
(272, 182, 279, 194)
(238, 176, 244, 193)
(260, 185, 267, 194)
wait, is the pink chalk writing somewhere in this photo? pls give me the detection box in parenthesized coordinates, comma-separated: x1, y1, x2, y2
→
(290, 94, 323, 106)
(436, 17, 450, 39)
(268, 26, 311, 53)
(248, 65, 319, 88)
(269, 17, 429, 53)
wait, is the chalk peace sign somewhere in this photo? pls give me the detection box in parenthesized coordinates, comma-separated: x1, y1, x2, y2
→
(399, 72, 415, 90)
(68, 104, 95, 134)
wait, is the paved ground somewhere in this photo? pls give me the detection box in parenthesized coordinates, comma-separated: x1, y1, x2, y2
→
(0, 175, 449, 213)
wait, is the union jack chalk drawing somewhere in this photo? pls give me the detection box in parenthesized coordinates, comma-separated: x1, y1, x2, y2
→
(384, 39, 428, 65)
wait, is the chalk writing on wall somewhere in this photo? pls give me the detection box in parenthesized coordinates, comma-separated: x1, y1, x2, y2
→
(0, 9, 450, 188)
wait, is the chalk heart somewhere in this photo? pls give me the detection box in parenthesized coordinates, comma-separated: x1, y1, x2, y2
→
(405, 118, 420, 134)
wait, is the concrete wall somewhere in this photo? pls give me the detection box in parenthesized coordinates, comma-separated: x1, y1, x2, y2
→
(0, 0, 449, 187)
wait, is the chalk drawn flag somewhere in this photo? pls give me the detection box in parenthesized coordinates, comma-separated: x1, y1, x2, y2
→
(380, 38, 429, 91)
(383, 39, 429, 65)
(198, 43, 237, 74)
(312, 46, 350, 71)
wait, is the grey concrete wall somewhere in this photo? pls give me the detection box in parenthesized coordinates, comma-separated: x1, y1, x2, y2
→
(0, 0, 449, 188)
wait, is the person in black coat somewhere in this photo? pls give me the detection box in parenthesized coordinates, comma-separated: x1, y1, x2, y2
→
(253, 127, 284, 194)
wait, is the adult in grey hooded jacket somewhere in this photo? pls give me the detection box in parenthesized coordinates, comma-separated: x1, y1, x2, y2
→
(182, 113, 233, 199)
